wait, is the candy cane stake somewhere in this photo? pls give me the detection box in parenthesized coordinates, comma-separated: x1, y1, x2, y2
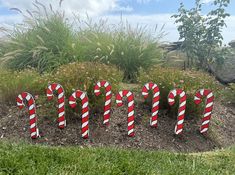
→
(116, 90, 135, 137)
(94, 81, 112, 125)
(142, 82, 160, 127)
(47, 83, 66, 129)
(16, 92, 40, 139)
(194, 89, 214, 134)
(168, 89, 187, 135)
(69, 90, 89, 139)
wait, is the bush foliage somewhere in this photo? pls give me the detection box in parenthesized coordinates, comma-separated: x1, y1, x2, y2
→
(138, 66, 224, 118)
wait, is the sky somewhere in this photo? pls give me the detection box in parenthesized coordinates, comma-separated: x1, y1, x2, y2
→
(0, 0, 234, 44)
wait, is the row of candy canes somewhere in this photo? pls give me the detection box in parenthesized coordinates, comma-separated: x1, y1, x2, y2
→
(16, 81, 214, 139)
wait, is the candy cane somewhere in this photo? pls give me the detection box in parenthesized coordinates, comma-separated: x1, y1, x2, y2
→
(116, 90, 135, 137)
(168, 89, 187, 135)
(94, 81, 112, 125)
(142, 82, 160, 127)
(16, 92, 40, 139)
(46, 83, 66, 129)
(69, 90, 89, 139)
(194, 89, 214, 134)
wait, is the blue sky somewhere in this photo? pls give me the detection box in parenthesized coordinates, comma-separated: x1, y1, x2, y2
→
(0, 0, 234, 43)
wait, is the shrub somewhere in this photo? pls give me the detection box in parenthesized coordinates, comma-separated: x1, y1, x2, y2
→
(138, 66, 224, 118)
(0, 62, 123, 119)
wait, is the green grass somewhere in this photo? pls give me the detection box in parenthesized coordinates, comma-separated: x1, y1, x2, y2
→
(0, 141, 234, 175)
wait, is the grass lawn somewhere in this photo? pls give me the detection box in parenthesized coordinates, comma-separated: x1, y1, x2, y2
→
(0, 141, 234, 175)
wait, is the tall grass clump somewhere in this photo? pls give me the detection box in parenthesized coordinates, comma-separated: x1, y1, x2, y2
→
(0, 2, 77, 73)
(75, 18, 164, 82)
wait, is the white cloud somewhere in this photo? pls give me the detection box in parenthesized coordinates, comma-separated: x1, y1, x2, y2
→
(201, 0, 214, 4)
(136, 0, 159, 4)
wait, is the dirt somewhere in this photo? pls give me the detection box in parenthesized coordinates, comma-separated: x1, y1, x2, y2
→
(0, 99, 234, 153)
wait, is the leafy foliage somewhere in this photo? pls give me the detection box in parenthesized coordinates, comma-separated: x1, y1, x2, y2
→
(172, 0, 231, 70)
(138, 66, 224, 118)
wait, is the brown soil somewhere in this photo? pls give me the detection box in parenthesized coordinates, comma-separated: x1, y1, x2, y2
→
(0, 100, 234, 153)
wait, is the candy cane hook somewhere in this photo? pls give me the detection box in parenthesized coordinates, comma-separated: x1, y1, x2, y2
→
(47, 83, 66, 129)
(69, 90, 89, 139)
(94, 81, 112, 125)
(194, 89, 214, 134)
(16, 92, 40, 139)
(142, 82, 160, 127)
(168, 89, 187, 135)
(116, 90, 135, 137)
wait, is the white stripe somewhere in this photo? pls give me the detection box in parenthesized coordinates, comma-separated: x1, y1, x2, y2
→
(82, 130, 89, 137)
(168, 98, 174, 103)
(200, 128, 208, 133)
(104, 82, 109, 87)
(58, 92, 64, 99)
(172, 89, 177, 97)
(152, 111, 158, 116)
(116, 100, 122, 104)
(180, 91, 185, 98)
(206, 102, 213, 108)
(152, 101, 159, 108)
(126, 91, 132, 97)
(55, 84, 60, 90)
(202, 120, 210, 126)
(18, 94, 23, 100)
(28, 104, 34, 111)
(17, 102, 23, 106)
(31, 132, 37, 137)
(200, 89, 204, 96)
(145, 83, 149, 90)
(104, 110, 110, 115)
(179, 101, 186, 107)
(142, 92, 148, 96)
(128, 120, 134, 126)
(128, 101, 134, 107)
(48, 85, 52, 92)
(128, 129, 134, 135)
(194, 96, 200, 101)
(72, 92, 76, 99)
(128, 111, 134, 117)
(94, 89, 100, 94)
(82, 102, 88, 108)
(153, 91, 160, 98)
(106, 91, 112, 96)
(80, 93, 85, 100)
(97, 82, 101, 87)
(178, 110, 185, 116)
(103, 119, 109, 124)
(152, 84, 157, 89)
(82, 111, 89, 118)
(207, 92, 213, 99)
(151, 120, 157, 126)
(26, 94, 31, 101)
(177, 119, 184, 125)
(59, 121, 65, 126)
(175, 128, 183, 135)
(30, 114, 35, 120)
(204, 111, 212, 117)
(30, 123, 36, 129)
(119, 91, 123, 97)
(59, 111, 65, 117)
(105, 99, 111, 106)
(82, 121, 88, 128)
(58, 102, 65, 108)
(69, 101, 75, 105)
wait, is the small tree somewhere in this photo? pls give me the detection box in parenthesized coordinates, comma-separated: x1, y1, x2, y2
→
(172, 0, 230, 70)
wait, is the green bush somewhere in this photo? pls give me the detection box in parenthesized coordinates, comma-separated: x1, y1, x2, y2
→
(138, 66, 224, 118)
(0, 62, 122, 119)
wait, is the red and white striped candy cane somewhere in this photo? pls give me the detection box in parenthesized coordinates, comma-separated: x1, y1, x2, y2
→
(194, 89, 214, 134)
(116, 90, 135, 137)
(94, 81, 112, 125)
(46, 83, 66, 129)
(168, 89, 187, 135)
(142, 82, 160, 127)
(69, 90, 89, 139)
(16, 92, 40, 139)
